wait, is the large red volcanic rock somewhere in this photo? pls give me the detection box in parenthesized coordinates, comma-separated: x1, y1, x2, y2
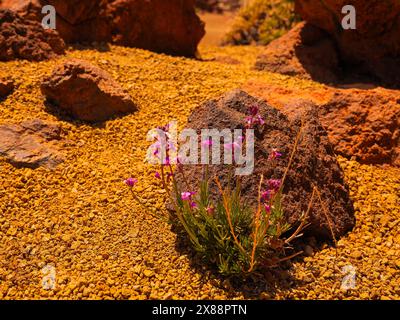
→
(255, 22, 340, 84)
(294, 0, 400, 85)
(242, 81, 400, 167)
(0, 0, 205, 57)
(319, 91, 400, 167)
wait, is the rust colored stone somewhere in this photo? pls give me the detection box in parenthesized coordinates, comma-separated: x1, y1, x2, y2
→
(40, 59, 137, 122)
(0, 119, 64, 169)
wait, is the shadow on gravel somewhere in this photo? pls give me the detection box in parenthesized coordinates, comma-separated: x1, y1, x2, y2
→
(69, 43, 111, 53)
(44, 100, 134, 129)
(173, 227, 335, 299)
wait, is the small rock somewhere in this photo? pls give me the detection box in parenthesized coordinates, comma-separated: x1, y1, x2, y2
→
(350, 250, 363, 259)
(41, 59, 137, 122)
(143, 270, 154, 278)
(0, 78, 14, 98)
(0, 119, 64, 169)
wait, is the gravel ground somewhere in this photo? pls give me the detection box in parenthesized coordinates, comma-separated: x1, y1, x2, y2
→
(0, 45, 399, 299)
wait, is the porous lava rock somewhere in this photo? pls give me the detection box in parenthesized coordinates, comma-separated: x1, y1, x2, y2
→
(319, 91, 400, 167)
(294, 0, 400, 85)
(0, 8, 65, 61)
(255, 22, 340, 83)
(176, 90, 355, 239)
(0, 119, 64, 169)
(0, 0, 205, 57)
(0, 78, 14, 98)
(40, 59, 137, 122)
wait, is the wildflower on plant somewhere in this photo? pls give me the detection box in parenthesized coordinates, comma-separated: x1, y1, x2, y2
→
(264, 204, 271, 213)
(124, 177, 138, 187)
(245, 104, 265, 128)
(261, 189, 271, 201)
(267, 179, 281, 192)
(155, 172, 161, 179)
(268, 148, 282, 161)
(181, 191, 196, 201)
(190, 201, 197, 209)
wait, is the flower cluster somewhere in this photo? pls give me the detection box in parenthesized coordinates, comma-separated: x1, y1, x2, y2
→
(245, 105, 265, 128)
(122, 111, 306, 277)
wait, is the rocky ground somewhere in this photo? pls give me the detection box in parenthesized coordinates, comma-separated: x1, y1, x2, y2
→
(0, 44, 399, 299)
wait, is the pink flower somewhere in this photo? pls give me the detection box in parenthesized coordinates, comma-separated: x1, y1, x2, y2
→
(267, 179, 281, 192)
(190, 201, 197, 208)
(245, 105, 265, 128)
(261, 190, 271, 201)
(257, 114, 265, 125)
(124, 178, 138, 187)
(268, 148, 282, 161)
(155, 172, 161, 179)
(264, 204, 271, 213)
(181, 191, 196, 201)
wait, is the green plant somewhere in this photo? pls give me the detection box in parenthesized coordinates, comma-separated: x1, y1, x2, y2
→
(126, 107, 312, 276)
(222, 0, 301, 46)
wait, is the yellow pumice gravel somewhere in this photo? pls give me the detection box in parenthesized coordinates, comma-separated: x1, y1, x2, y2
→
(0, 45, 399, 299)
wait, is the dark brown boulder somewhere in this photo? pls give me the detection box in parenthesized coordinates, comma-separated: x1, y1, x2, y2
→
(255, 22, 340, 83)
(294, 0, 400, 85)
(176, 90, 355, 239)
(0, 8, 65, 61)
(40, 59, 137, 122)
(0, 119, 64, 169)
(0, 78, 14, 98)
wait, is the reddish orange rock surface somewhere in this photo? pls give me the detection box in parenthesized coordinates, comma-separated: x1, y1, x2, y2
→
(0, 0, 205, 57)
(0, 119, 64, 169)
(295, 0, 400, 85)
(243, 81, 400, 167)
(255, 22, 340, 84)
(0, 8, 65, 61)
(41, 59, 137, 122)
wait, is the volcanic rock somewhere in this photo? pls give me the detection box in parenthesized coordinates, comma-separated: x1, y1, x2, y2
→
(0, 8, 65, 61)
(294, 0, 400, 85)
(176, 89, 355, 239)
(255, 22, 340, 83)
(0, 78, 14, 98)
(319, 91, 400, 167)
(1, 0, 205, 57)
(0, 119, 64, 169)
(40, 59, 137, 122)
